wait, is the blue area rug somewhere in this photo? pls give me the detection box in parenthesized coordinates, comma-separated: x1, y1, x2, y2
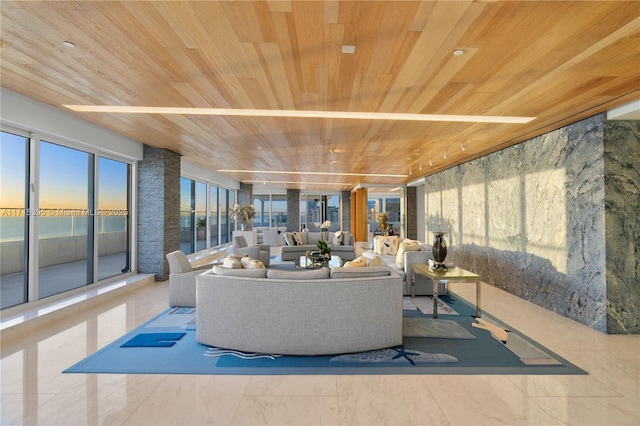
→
(64, 296, 586, 376)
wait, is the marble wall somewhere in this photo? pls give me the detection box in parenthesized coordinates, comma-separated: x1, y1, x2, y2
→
(423, 114, 624, 332)
(604, 120, 640, 334)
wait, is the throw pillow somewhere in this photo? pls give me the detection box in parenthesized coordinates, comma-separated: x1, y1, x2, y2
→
(396, 239, 422, 269)
(378, 235, 399, 255)
(240, 257, 265, 269)
(212, 265, 268, 278)
(367, 255, 384, 266)
(343, 256, 367, 268)
(332, 230, 344, 246)
(266, 268, 330, 280)
(330, 266, 391, 279)
(222, 255, 243, 269)
(292, 231, 304, 245)
(283, 232, 295, 246)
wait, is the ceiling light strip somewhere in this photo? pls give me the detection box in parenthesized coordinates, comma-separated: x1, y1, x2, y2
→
(218, 169, 408, 178)
(244, 180, 351, 186)
(63, 105, 535, 124)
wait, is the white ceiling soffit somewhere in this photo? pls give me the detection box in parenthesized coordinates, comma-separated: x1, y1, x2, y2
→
(607, 99, 640, 120)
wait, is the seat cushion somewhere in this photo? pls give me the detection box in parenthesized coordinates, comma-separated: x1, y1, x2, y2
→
(330, 266, 391, 279)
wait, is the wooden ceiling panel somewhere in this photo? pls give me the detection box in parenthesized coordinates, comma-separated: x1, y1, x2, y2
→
(1, 0, 638, 192)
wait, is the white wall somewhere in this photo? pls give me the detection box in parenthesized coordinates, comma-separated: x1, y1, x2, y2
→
(1, 88, 143, 160)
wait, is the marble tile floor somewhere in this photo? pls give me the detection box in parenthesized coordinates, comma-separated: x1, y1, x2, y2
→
(1, 279, 639, 425)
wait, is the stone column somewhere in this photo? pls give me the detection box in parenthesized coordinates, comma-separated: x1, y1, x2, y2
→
(287, 189, 300, 232)
(406, 186, 417, 240)
(341, 191, 351, 232)
(237, 182, 253, 205)
(137, 146, 180, 280)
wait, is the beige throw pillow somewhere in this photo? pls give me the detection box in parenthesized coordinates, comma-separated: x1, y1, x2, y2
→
(332, 230, 344, 246)
(343, 256, 367, 268)
(395, 239, 422, 269)
(241, 257, 265, 269)
(292, 231, 304, 245)
(367, 255, 384, 266)
(222, 255, 243, 269)
(283, 232, 295, 246)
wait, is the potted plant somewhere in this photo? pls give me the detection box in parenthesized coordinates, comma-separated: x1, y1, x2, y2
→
(317, 240, 331, 258)
(229, 204, 256, 230)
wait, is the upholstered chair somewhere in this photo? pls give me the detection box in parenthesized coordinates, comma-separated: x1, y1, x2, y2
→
(232, 235, 271, 267)
(166, 250, 211, 307)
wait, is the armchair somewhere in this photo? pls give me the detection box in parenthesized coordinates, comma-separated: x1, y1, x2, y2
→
(232, 235, 271, 267)
(166, 250, 211, 307)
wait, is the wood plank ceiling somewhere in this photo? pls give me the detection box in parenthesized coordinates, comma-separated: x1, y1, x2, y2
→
(1, 1, 638, 191)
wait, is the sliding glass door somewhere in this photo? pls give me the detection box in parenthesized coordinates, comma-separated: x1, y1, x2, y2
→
(38, 141, 93, 298)
(1, 130, 134, 308)
(0, 131, 29, 309)
(97, 157, 131, 280)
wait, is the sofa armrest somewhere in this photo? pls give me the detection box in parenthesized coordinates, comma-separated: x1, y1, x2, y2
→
(233, 246, 260, 259)
(404, 250, 432, 276)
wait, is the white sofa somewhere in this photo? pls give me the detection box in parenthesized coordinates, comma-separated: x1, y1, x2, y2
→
(362, 241, 446, 296)
(166, 250, 216, 307)
(196, 265, 403, 355)
(280, 231, 356, 261)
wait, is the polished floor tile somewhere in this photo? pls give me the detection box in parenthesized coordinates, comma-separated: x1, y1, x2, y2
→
(1, 277, 639, 425)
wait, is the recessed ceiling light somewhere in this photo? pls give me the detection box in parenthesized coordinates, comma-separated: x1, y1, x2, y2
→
(63, 105, 535, 124)
(63, 41, 75, 48)
(453, 49, 465, 56)
(342, 45, 356, 54)
(257, 146, 263, 150)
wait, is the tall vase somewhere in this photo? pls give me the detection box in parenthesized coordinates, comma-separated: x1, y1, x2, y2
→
(432, 232, 448, 266)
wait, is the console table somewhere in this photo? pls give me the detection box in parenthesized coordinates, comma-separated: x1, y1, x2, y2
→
(411, 264, 482, 318)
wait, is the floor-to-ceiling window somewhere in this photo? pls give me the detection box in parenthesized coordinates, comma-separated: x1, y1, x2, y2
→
(272, 194, 287, 228)
(180, 178, 237, 253)
(195, 182, 207, 252)
(254, 194, 270, 227)
(0, 129, 134, 309)
(303, 194, 340, 232)
(253, 193, 288, 229)
(0, 130, 29, 309)
(219, 188, 228, 244)
(97, 157, 131, 280)
(38, 141, 93, 298)
(209, 186, 218, 247)
(368, 193, 402, 235)
(179, 177, 195, 254)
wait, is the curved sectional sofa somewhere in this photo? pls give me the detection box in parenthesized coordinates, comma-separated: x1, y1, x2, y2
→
(196, 265, 403, 355)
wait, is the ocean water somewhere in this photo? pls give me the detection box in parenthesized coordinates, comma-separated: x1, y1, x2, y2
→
(0, 216, 127, 242)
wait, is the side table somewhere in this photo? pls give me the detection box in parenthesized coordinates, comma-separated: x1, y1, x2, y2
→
(411, 264, 482, 318)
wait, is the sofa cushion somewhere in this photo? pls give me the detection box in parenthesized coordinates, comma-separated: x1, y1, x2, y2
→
(267, 268, 330, 280)
(396, 239, 422, 268)
(330, 266, 391, 279)
(212, 265, 268, 278)
(222, 255, 244, 269)
(343, 256, 367, 267)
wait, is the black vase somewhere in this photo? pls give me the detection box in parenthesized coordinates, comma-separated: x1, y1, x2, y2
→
(432, 232, 448, 263)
